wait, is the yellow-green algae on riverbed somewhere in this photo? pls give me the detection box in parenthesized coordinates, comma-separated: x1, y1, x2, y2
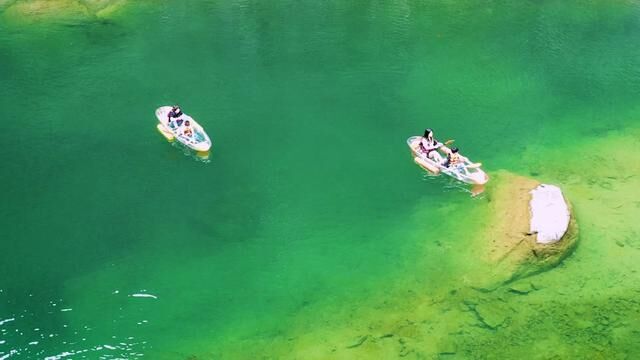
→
(1, 0, 640, 359)
(0, 0, 128, 21)
(192, 126, 640, 359)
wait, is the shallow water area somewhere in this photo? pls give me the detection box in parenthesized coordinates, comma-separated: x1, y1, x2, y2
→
(1, 0, 640, 359)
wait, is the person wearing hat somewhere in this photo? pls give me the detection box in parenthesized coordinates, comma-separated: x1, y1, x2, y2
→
(167, 105, 184, 127)
(418, 128, 443, 162)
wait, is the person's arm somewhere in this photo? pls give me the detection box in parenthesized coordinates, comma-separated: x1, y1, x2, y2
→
(424, 141, 439, 151)
(418, 139, 429, 152)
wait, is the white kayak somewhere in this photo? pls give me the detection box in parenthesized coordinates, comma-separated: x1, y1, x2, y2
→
(407, 136, 489, 185)
(155, 106, 212, 153)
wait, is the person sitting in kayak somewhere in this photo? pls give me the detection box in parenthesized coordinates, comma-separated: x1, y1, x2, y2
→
(443, 147, 468, 169)
(182, 120, 193, 137)
(418, 128, 443, 162)
(167, 106, 184, 127)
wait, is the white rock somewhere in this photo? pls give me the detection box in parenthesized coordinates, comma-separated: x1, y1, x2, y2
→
(530, 184, 570, 244)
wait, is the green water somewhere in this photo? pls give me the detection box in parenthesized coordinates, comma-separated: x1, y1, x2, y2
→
(1, 1, 640, 358)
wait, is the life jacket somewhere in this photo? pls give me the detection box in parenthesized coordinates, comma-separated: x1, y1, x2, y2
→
(420, 137, 438, 153)
(448, 152, 461, 166)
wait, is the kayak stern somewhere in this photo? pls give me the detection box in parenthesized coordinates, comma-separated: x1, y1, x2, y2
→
(414, 156, 441, 174)
(156, 123, 175, 142)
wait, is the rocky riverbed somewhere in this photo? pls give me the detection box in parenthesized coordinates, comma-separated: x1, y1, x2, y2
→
(0, 0, 127, 22)
(195, 128, 640, 359)
(473, 171, 579, 290)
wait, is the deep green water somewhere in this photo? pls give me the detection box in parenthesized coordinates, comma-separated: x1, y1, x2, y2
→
(1, 1, 640, 359)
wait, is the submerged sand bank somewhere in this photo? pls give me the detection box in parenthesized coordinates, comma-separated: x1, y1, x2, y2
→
(474, 171, 578, 290)
(186, 127, 640, 359)
(0, 0, 127, 22)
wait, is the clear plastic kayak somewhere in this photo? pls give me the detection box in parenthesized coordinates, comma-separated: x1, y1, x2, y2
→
(407, 136, 488, 185)
(155, 106, 211, 152)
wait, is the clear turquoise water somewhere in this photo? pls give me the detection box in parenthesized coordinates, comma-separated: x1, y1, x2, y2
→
(1, 1, 640, 358)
